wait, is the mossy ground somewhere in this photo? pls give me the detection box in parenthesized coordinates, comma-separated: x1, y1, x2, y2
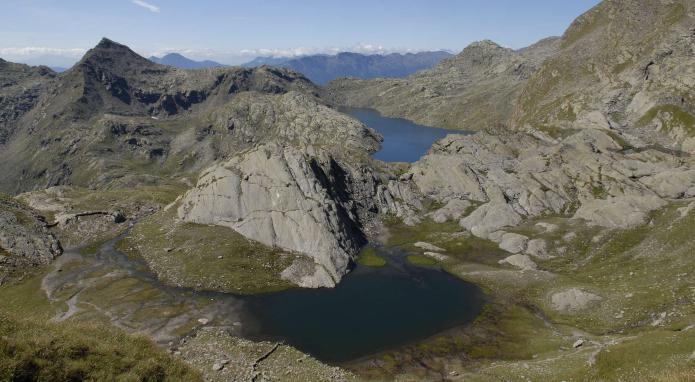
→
(120, 206, 295, 294)
(19, 184, 187, 249)
(356, 247, 386, 267)
(638, 104, 695, 137)
(405, 254, 436, 266)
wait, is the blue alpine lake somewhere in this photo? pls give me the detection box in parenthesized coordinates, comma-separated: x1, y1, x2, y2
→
(340, 107, 470, 162)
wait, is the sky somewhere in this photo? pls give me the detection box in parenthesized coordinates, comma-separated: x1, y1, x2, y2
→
(1, 0, 601, 67)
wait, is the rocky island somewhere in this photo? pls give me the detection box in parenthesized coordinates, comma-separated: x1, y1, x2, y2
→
(1, 0, 694, 380)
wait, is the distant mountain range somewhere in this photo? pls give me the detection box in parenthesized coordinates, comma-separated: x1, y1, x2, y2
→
(148, 53, 226, 69)
(145, 51, 452, 84)
(242, 51, 453, 84)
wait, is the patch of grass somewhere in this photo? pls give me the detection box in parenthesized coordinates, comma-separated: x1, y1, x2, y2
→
(638, 104, 695, 136)
(406, 254, 437, 266)
(0, 270, 56, 319)
(0, 313, 201, 381)
(561, 8, 609, 48)
(356, 247, 386, 267)
(121, 207, 294, 294)
(383, 216, 507, 266)
(590, 329, 695, 381)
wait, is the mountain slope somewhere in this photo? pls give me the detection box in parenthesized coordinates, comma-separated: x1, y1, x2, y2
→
(0, 38, 322, 194)
(149, 53, 226, 69)
(327, 38, 559, 130)
(513, 0, 695, 151)
(0, 38, 385, 288)
(244, 51, 452, 84)
(0, 59, 55, 144)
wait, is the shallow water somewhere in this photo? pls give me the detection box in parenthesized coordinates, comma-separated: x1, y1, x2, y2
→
(340, 107, 470, 162)
(242, 247, 484, 362)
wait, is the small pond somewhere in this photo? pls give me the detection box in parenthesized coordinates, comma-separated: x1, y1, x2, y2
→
(242, 247, 484, 363)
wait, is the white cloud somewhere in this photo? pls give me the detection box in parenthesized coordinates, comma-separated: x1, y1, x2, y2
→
(0, 47, 86, 58)
(131, 0, 160, 13)
(238, 43, 430, 58)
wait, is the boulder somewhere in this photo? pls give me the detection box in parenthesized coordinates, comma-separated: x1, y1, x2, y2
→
(498, 233, 529, 254)
(525, 239, 550, 259)
(414, 241, 445, 252)
(573, 195, 666, 229)
(498, 254, 537, 271)
(550, 288, 602, 313)
(430, 199, 472, 223)
(639, 170, 695, 199)
(460, 202, 522, 239)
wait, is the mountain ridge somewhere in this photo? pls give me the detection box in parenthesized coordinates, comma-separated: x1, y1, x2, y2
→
(244, 50, 452, 84)
(149, 52, 227, 69)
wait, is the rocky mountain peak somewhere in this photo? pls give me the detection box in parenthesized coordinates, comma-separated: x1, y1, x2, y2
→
(74, 37, 159, 75)
(439, 39, 516, 71)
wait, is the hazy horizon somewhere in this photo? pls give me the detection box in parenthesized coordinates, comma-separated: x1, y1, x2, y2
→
(2, 0, 600, 67)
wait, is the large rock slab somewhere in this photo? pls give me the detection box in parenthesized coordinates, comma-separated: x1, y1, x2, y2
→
(573, 195, 666, 228)
(178, 144, 366, 287)
(550, 288, 602, 313)
(459, 202, 522, 239)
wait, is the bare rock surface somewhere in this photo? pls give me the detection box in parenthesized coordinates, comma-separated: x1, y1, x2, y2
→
(0, 195, 61, 283)
(550, 288, 603, 314)
(573, 195, 666, 228)
(499, 254, 538, 271)
(177, 143, 367, 286)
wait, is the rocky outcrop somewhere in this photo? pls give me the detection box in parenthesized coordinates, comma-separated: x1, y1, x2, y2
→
(384, 124, 695, 241)
(177, 143, 369, 286)
(0, 195, 61, 283)
(573, 195, 666, 228)
(550, 288, 603, 313)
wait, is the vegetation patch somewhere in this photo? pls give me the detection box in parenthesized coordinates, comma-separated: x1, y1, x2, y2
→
(637, 104, 695, 136)
(356, 247, 386, 267)
(0, 313, 201, 382)
(405, 254, 437, 266)
(120, 206, 294, 294)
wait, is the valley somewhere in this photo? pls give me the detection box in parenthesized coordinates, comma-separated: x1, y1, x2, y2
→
(1, 0, 695, 381)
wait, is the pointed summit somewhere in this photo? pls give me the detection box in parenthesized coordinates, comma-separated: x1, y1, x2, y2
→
(76, 37, 158, 73)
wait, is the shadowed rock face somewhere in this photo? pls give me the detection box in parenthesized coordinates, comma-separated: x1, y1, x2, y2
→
(0, 195, 61, 283)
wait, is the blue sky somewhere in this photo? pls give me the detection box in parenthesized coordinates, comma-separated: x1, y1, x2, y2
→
(1, 0, 600, 67)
